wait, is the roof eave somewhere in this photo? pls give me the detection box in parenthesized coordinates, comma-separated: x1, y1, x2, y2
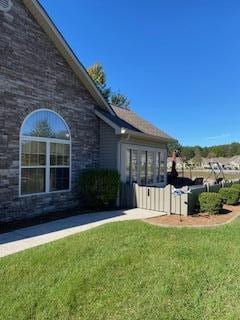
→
(122, 129, 176, 144)
(95, 109, 122, 134)
(23, 0, 115, 115)
(95, 109, 176, 143)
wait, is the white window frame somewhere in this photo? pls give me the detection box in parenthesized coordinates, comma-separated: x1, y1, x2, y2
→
(121, 143, 167, 187)
(19, 109, 72, 197)
(156, 151, 166, 184)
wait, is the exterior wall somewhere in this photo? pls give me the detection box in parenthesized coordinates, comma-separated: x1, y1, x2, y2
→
(99, 120, 118, 170)
(0, 0, 100, 221)
(120, 136, 167, 150)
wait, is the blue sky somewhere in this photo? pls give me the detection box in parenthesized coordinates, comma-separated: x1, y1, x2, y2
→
(40, 0, 240, 147)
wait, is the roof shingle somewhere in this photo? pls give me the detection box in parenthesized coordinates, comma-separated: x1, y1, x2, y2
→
(111, 105, 175, 141)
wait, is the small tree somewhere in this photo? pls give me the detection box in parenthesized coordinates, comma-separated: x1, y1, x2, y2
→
(110, 92, 130, 108)
(87, 63, 111, 100)
(30, 119, 53, 137)
(192, 147, 202, 167)
(88, 63, 130, 108)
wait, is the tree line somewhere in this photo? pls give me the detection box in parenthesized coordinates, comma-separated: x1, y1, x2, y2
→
(168, 142, 240, 161)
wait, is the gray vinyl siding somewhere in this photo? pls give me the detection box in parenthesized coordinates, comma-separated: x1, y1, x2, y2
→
(99, 120, 119, 170)
(120, 136, 167, 150)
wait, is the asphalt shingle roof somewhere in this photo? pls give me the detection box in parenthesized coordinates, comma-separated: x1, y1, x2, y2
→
(98, 108, 141, 132)
(111, 105, 175, 140)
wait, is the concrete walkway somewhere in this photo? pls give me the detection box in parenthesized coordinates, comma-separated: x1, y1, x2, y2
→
(0, 209, 164, 258)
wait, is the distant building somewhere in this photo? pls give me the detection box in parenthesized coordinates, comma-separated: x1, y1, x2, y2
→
(200, 157, 240, 170)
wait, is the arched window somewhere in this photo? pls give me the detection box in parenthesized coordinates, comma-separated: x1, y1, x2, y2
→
(20, 109, 71, 195)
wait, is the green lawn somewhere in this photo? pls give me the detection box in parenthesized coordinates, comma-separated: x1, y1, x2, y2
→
(1, 220, 240, 320)
(178, 169, 240, 181)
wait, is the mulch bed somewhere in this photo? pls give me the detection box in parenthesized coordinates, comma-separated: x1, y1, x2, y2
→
(145, 205, 240, 227)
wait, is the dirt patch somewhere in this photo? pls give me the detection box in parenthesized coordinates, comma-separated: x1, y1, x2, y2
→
(145, 205, 240, 227)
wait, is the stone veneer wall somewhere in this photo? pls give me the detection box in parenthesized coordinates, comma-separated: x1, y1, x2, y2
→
(0, 0, 100, 221)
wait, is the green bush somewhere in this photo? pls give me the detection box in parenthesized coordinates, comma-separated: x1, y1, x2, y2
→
(219, 187, 239, 205)
(78, 169, 120, 209)
(231, 183, 240, 193)
(199, 192, 223, 215)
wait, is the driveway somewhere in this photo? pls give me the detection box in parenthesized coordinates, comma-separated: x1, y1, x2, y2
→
(0, 208, 165, 258)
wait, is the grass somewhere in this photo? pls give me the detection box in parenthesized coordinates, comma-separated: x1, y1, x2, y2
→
(1, 220, 240, 319)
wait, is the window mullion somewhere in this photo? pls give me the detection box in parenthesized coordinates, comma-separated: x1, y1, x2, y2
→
(145, 151, 148, 185)
(153, 152, 156, 184)
(137, 150, 140, 184)
(46, 141, 50, 193)
(130, 149, 132, 184)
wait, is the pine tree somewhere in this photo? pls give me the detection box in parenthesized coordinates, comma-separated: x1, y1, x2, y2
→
(88, 63, 130, 108)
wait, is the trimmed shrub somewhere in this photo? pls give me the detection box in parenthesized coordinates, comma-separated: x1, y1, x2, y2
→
(78, 169, 120, 209)
(199, 192, 223, 215)
(231, 183, 240, 193)
(219, 187, 239, 205)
